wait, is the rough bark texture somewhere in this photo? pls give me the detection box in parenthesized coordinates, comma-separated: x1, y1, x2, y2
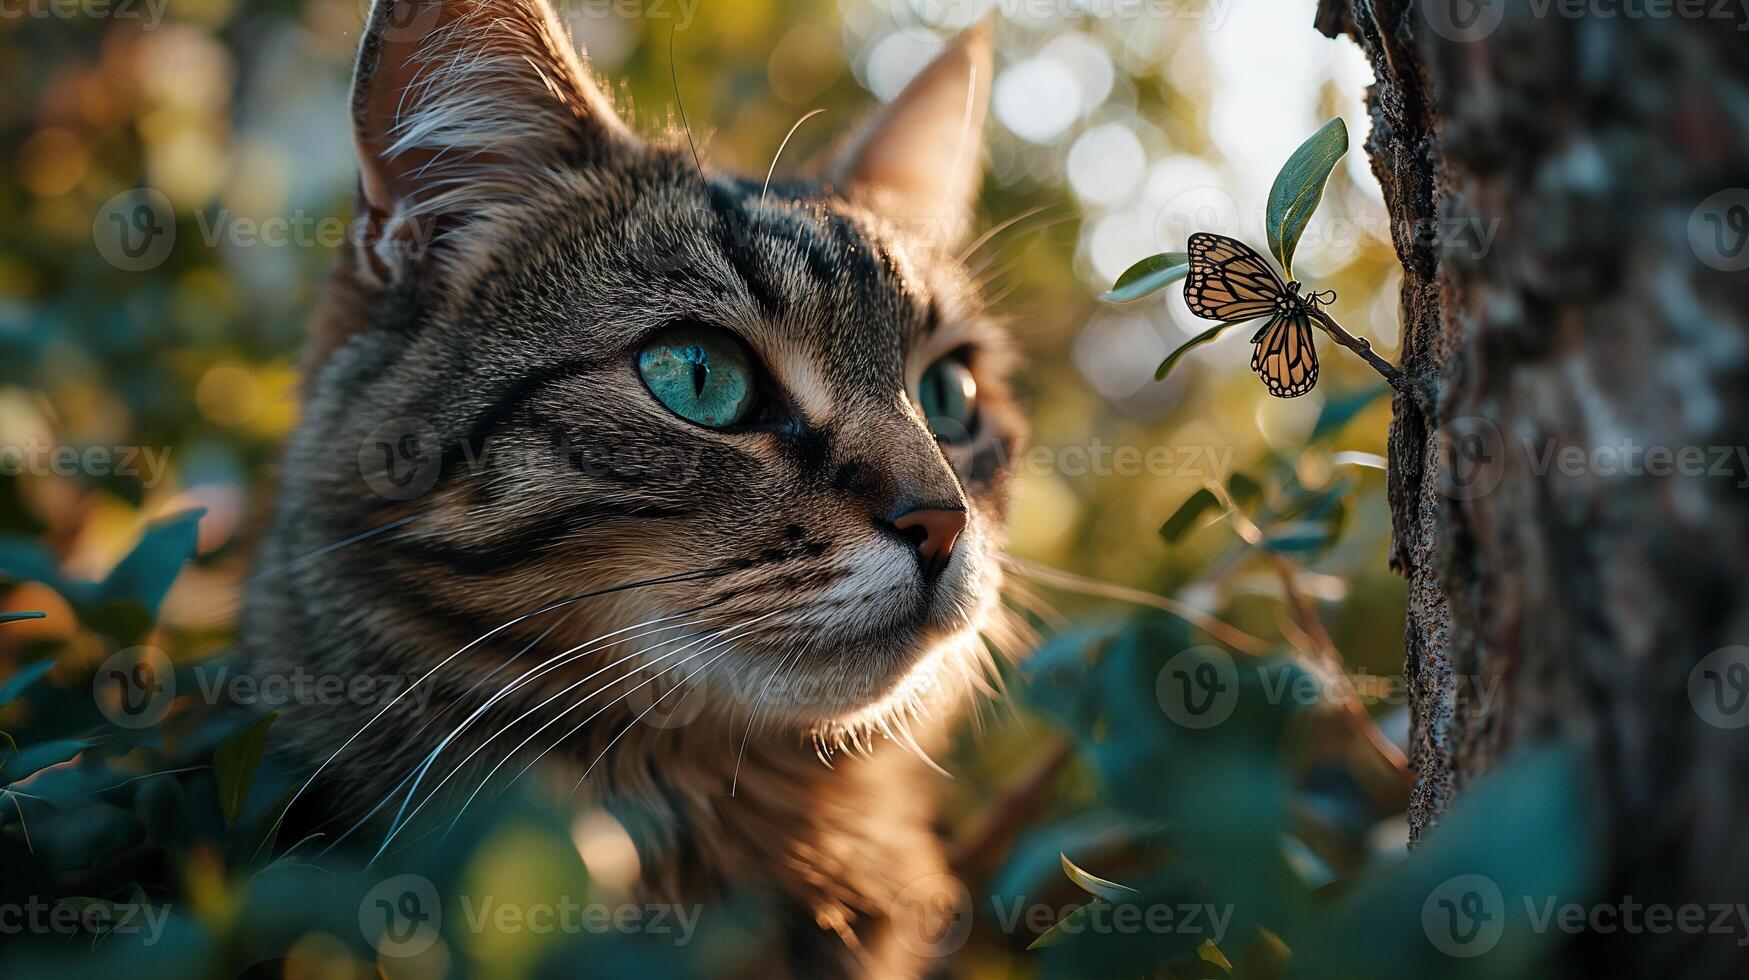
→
(1318, 0, 1749, 974)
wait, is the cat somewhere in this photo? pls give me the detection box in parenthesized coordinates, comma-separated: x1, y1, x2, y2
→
(242, 1, 1021, 976)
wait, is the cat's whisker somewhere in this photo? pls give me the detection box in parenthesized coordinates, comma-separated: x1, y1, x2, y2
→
(956, 205, 1054, 264)
(1000, 555, 1270, 655)
(262, 567, 728, 861)
(729, 645, 807, 796)
(479, 618, 759, 800)
(368, 618, 733, 863)
(417, 613, 779, 844)
(760, 108, 826, 209)
(570, 637, 749, 794)
(373, 612, 710, 851)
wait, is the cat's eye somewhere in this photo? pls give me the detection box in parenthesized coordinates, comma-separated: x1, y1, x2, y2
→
(637, 325, 757, 429)
(918, 355, 978, 445)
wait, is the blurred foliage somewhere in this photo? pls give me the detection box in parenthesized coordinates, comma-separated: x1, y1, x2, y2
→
(0, 0, 1600, 977)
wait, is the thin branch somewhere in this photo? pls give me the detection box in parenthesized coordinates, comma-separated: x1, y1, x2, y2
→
(1309, 306, 1420, 407)
(949, 737, 1075, 877)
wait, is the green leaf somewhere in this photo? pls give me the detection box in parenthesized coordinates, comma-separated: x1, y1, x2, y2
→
(0, 658, 55, 706)
(1102, 251, 1191, 303)
(0, 736, 96, 785)
(99, 509, 205, 617)
(1028, 900, 1098, 950)
(1226, 472, 1263, 512)
(212, 711, 277, 825)
(239, 783, 300, 863)
(1266, 118, 1348, 275)
(1060, 852, 1141, 902)
(1261, 521, 1335, 555)
(1161, 488, 1221, 543)
(1309, 383, 1387, 442)
(0, 611, 45, 624)
(1156, 322, 1242, 381)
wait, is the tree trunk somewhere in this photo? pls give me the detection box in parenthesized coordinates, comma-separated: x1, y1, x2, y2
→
(1317, 0, 1749, 973)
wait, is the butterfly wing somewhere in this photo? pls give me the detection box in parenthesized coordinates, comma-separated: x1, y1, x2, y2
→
(1250, 307, 1319, 398)
(1184, 232, 1289, 322)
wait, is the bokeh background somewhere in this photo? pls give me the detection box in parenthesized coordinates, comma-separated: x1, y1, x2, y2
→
(0, 0, 1431, 975)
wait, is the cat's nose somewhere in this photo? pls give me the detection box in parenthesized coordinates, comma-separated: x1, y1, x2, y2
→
(889, 505, 968, 581)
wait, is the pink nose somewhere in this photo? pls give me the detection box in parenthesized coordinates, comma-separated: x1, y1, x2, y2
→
(892, 506, 968, 567)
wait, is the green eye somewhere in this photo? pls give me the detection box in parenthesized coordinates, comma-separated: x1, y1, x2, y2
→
(918, 356, 978, 444)
(637, 326, 757, 428)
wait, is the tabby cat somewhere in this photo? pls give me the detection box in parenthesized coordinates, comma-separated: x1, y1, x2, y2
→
(243, 1, 1020, 975)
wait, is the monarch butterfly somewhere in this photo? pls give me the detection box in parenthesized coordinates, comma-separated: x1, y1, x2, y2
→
(1183, 232, 1335, 398)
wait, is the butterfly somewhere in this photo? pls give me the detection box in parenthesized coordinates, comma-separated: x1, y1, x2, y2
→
(1183, 232, 1336, 398)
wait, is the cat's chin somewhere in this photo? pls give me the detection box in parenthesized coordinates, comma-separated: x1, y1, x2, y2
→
(728, 589, 995, 742)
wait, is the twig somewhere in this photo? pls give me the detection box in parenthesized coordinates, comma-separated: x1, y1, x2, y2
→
(1309, 307, 1418, 405)
(1205, 483, 1411, 789)
(1003, 558, 1271, 656)
(949, 737, 1075, 877)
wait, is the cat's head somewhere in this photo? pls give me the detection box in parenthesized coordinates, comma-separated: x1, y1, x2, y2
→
(278, 0, 1020, 742)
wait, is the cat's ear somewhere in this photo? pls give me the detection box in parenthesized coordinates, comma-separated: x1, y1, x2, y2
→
(350, 0, 630, 279)
(821, 24, 992, 248)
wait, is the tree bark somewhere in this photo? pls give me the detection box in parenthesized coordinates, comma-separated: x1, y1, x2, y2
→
(1317, 0, 1749, 974)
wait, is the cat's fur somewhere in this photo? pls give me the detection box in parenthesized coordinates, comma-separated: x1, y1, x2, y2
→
(243, 2, 1019, 975)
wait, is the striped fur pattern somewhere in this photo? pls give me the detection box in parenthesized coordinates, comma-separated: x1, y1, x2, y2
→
(244, 2, 1017, 976)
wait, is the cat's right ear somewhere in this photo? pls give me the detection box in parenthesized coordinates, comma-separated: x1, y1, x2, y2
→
(350, 0, 630, 282)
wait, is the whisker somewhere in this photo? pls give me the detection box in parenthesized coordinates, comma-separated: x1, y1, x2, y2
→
(368, 617, 727, 864)
(570, 640, 744, 794)
(373, 612, 709, 853)
(760, 108, 825, 209)
(260, 566, 727, 860)
(1001, 555, 1269, 655)
(729, 645, 805, 797)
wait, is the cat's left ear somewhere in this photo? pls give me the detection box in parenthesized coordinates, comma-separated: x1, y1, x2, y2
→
(350, 0, 631, 280)
(821, 24, 992, 247)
